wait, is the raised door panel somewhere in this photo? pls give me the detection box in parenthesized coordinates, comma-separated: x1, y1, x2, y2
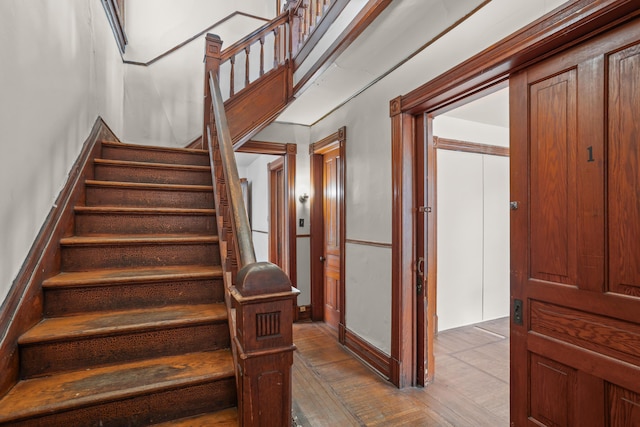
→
(323, 149, 341, 328)
(511, 16, 640, 427)
(608, 43, 640, 298)
(529, 69, 578, 286)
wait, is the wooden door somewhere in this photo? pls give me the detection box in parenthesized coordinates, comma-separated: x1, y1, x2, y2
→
(415, 113, 436, 386)
(323, 147, 341, 329)
(510, 17, 640, 426)
(269, 157, 286, 270)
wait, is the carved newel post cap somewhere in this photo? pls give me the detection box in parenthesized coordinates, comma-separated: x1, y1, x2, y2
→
(206, 33, 222, 42)
(236, 262, 292, 297)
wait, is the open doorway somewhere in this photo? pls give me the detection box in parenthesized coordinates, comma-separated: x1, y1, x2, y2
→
(234, 140, 297, 285)
(432, 86, 510, 332)
(413, 83, 510, 388)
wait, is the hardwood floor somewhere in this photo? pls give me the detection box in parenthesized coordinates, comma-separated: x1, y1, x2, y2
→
(292, 317, 509, 426)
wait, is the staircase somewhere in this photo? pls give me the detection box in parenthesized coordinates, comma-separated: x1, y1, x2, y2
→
(0, 141, 239, 426)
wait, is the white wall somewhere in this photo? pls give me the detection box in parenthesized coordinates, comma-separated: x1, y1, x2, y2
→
(435, 150, 510, 331)
(306, 0, 563, 354)
(125, 0, 276, 61)
(120, 0, 277, 148)
(0, 0, 125, 307)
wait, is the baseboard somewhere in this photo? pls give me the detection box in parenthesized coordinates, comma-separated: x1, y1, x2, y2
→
(343, 327, 391, 380)
(185, 135, 204, 150)
(295, 305, 312, 322)
(0, 117, 118, 397)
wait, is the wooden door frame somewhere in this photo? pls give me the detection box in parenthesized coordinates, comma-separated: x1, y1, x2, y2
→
(309, 127, 346, 342)
(389, 0, 639, 389)
(236, 140, 297, 286)
(268, 156, 286, 269)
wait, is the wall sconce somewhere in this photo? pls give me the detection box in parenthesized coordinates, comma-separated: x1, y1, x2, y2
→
(298, 193, 309, 203)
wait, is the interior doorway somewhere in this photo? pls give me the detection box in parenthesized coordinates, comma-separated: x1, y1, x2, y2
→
(309, 127, 346, 340)
(414, 83, 510, 386)
(235, 141, 297, 284)
(269, 157, 287, 270)
(432, 87, 510, 333)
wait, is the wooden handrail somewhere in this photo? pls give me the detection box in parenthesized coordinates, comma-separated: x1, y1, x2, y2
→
(220, 11, 290, 62)
(288, 0, 336, 58)
(205, 41, 298, 427)
(208, 71, 256, 270)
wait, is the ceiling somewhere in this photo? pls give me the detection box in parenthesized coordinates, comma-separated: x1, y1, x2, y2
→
(275, 0, 487, 126)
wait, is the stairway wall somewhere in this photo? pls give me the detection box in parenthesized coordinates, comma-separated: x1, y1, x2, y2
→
(0, 0, 125, 307)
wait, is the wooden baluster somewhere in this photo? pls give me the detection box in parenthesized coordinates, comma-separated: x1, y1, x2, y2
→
(245, 46, 251, 87)
(203, 34, 223, 145)
(287, 1, 301, 57)
(229, 56, 236, 97)
(304, 1, 310, 40)
(273, 27, 280, 68)
(259, 37, 265, 76)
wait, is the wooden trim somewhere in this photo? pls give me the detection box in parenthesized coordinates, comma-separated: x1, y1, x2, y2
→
(345, 238, 392, 249)
(389, 0, 640, 391)
(101, 0, 127, 54)
(285, 144, 297, 287)
(434, 137, 510, 157)
(344, 327, 392, 379)
(0, 117, 118, 397)
(293, 0, 350, 65)
(400, 0, 640, 115)
(269, 157, 285, 270)
(296, 305, 312, 322)
(236, 140, 291, 155)
(185, 135, 204, 150)
(309, 153, 324, 321)
(123, 12, 270, 66)
(389, 99, 415, 388)
(294, 0, 392, 95)
(309, 127, 346, 335)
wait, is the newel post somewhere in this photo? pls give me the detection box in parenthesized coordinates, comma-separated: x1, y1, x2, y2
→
(203, 34, 223, 144)
(232, 262, 299, 427)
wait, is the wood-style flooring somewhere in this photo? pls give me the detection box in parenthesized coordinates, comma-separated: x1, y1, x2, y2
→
(292, 317, 509, 426)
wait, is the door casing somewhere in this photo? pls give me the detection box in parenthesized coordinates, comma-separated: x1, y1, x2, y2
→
(309, 127, 346, 342)
(390, 0, 640, 389)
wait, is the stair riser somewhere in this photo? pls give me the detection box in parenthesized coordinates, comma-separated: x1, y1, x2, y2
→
(75, 213, 217, 235)
(61, 243, 220, 271)
(102, 145, 210, 167)
(3, 378, 236, 426)
(86, 186, 214, 209)
(44, 279, 225, 316)
(95, 164, 212, 186)
(20, 323, 230, 379)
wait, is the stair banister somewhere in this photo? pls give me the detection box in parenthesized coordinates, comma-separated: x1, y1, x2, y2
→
(205, 35, 298, 427)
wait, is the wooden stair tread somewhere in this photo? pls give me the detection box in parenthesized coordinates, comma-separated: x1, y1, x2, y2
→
(0, 350, 233, 423)
(59, 234, 220, 245)
(19, 304, 227, 344)
(43, 265, 223, 288)
(75, 206, 216, 215)
(85, 179, 213, 191)
(95, 158, 211, 172)
(152, 408, 238, 426)
(101, 140, 208, 155)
